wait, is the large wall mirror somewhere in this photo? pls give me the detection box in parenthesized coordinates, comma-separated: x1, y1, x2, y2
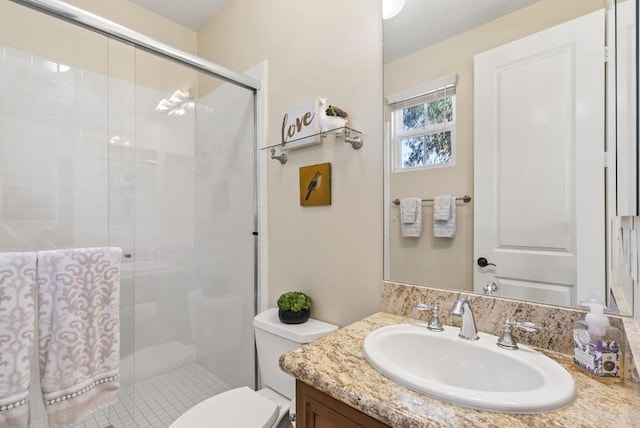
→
(383, 0, 638, 315)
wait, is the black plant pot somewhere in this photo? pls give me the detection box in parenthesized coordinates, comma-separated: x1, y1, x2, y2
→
(278, 308, 310, 324)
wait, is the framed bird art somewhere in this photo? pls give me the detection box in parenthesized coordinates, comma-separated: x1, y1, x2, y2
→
(299, 163, 331, 206)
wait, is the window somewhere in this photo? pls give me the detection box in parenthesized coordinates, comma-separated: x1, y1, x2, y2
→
(388, 75, 457, 171)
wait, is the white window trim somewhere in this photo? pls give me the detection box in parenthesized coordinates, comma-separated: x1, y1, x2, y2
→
(388, 74, 458, 172)
(386, 73, 457, 104)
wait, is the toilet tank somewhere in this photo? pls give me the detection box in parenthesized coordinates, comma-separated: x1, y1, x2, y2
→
(253, 308, 338, 399)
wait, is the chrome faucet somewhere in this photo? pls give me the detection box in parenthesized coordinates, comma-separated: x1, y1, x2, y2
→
(451, 296, 479, 340)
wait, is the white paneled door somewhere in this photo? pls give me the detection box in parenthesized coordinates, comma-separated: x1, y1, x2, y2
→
(474, 10, 605, 306)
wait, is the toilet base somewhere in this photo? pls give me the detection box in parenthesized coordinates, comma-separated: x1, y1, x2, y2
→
(257, 387, 292, 427)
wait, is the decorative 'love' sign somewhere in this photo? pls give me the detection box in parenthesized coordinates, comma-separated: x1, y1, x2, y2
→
(281, 102, 320, 149)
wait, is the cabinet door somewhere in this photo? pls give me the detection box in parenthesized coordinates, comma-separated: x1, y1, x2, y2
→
(296, 380, 390, 428)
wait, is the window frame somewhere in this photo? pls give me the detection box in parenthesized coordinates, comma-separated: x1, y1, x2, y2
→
(388, 77, 458, 173)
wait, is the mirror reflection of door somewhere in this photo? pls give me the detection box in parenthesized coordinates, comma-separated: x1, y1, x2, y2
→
(473, 10, 605, 306)
(384, 0, 636, 315)
(612, 0, 638, 215)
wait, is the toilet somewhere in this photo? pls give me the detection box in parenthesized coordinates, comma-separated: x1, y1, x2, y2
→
(170, 307, 338, 428)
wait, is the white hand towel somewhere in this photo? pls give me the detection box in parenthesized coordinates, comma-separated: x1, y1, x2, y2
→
(434, 196, 456, 238)
(400, 198, 418, 223)
(401, 198, 422, 237)
(0, 252, 37, 428)
(433, 195, 452, 221)
(37, 247, 122, 427)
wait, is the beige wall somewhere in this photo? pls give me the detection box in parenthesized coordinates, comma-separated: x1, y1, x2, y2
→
(198, 0, 384, 327)
(0, 0, 197, 89)
(0, 0, 196, 58)
(0, 1, 110, 73)
(385, 0, 602, 291)
(62, 0, 199, 96)
(63, 0, 197, 54)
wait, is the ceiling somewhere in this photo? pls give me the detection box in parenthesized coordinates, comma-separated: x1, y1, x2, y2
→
(129, 0, 231, 30)
(383, 0, 541, 62)
(127, 0, 541, 60)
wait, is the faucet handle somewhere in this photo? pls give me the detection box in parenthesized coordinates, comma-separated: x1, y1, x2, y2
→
(483, 281, 499, 295)
(497, 318, 540, 350)
(413, 302, 444, 332)
(413, 302, 432, 311)
(511, 321, 539, 332)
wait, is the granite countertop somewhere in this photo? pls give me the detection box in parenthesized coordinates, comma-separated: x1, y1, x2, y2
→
(280, 312, 640, 428)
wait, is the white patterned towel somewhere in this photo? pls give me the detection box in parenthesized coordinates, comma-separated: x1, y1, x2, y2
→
(0, 252, 37, 428)
(37, 247, 122, 427)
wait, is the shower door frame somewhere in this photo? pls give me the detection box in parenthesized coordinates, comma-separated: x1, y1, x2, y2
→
(9, 0, 260, 91)
(8, 0, 264, 394)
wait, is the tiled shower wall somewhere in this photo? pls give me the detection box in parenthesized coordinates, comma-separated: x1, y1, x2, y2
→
(0, 42, 257, 423)
(0, 45, 110, 251)
(0, 43, 199, 361)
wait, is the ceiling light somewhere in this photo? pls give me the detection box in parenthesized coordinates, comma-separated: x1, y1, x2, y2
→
(383, 0, 406, 20)
(43, 60, 70, 73)
(155, 89, 193, 115)
(169, 89, 188, 104)
(155, 98, 172, 111)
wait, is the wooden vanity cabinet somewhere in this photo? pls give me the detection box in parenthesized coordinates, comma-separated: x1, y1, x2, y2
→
(295, 380, 391, 428)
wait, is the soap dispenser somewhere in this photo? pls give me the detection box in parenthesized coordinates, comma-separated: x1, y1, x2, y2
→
(573, 299, 624, 381)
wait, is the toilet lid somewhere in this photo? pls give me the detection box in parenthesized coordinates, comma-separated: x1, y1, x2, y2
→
(170, 387, 279, 428)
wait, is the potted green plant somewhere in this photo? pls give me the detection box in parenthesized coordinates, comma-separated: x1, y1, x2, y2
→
(277, 291, 311, 324)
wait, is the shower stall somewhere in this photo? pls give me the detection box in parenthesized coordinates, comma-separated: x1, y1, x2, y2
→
(0, 1, 260, 426)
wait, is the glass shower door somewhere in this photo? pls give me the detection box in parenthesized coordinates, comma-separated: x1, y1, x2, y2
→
(0, 2, 258, 427)
(126, 49, 257, 426)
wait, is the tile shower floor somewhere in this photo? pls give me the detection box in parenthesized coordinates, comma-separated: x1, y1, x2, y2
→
(31, 363, 232, 428)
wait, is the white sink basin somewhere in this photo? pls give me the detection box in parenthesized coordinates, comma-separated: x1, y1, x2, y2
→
(363, 323, 576, 413)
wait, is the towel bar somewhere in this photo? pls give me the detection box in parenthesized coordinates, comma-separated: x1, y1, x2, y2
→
(392, 195, 471, 206)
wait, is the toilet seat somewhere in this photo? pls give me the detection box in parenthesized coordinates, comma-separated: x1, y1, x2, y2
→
(169, 387, 280, 428)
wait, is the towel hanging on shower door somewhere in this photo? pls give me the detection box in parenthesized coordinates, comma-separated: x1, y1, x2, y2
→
(0, 252, 37, 428)
(37, 247, 122, 427)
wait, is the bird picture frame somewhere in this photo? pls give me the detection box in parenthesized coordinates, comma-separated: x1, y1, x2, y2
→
(299, 162, 331, 206)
